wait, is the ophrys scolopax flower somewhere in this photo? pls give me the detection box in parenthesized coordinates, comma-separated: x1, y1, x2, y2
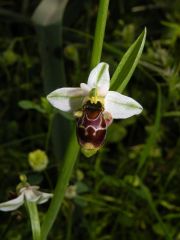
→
(47, 62, 143, 156)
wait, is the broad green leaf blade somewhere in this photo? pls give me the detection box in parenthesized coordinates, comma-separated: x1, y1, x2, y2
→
(110, 28, 147, 93)
(32, 0, 70, 160)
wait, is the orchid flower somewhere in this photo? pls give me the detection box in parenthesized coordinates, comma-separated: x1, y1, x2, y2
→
(47, 62, 143, 155)
(0, 184, 53, 212)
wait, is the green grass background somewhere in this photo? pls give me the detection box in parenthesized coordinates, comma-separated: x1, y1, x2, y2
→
(0, 0, 179, 239)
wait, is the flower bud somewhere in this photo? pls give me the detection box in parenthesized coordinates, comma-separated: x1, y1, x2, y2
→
(65, 185, 77, 199)
(28, 149, 48, 171)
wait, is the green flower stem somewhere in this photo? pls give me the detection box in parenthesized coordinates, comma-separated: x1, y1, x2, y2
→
(41, 129, 79, 240)
(26, 201, 41, 240)
(90, 0, 110, 69)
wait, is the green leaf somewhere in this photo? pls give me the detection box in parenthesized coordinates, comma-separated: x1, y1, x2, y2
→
(153, 222, 175, 237)
(32, 0, 70, 160)
(163, 111, 180, 117)
(110, 28, 147, 93)
(18, 100, 45, 114)
(76, 182, 89, 194)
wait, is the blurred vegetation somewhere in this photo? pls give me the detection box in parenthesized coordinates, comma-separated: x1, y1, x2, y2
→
(0, 0, 180, 239)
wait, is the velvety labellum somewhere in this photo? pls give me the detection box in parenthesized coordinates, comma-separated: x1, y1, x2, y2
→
(76, 101, 110, 150)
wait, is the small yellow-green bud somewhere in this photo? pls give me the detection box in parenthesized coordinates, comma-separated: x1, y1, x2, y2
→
(76, 169, 84, 181)
(28, 149, 48, 171)
(64, 44, 78, 62)
(19, 174, 27, 183)
(16, 174, 29, 193)
(65, 185, 77, 199)
(3, 50, 19, 65)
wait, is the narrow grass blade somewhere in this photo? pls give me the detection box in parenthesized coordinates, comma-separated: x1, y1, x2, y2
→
(90, 0, 110, 69)
(140, 184, 172, 240)
(137, 85, 161, 174)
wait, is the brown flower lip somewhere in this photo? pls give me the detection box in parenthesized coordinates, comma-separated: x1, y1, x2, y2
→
(76, 101, 109, 149)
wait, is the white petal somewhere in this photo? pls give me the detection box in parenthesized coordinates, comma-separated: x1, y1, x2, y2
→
(22, 186, 52, 204)
(37, 192, 53, 204)
(0, 194, 24, 211)
(105, 91, 143, 119)
(24, 189, 41, 202)
(87, 62, 110, 96)
(20, 186, 39, 193)
(47, 87, 86, 112)
(80, 83, 91, 94)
